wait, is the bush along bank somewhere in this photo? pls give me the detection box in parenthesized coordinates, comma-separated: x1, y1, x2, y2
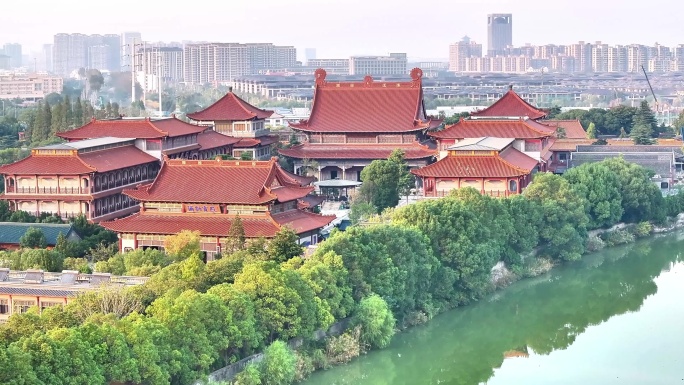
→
(3, 158, 684, 385)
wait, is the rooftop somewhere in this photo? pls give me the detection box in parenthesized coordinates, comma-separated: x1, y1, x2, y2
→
(0, 268, 148, 297)
(470, 87, 548, 120)
(412, 147, 538, 178)
(0, 223, 78, 245)
(430, 118, 555, 140)
(289, 68, 442, 133)
(187, 91, 273, 121)
(36, 137, 135, 151)
(279, 142, 437, 160)
(57, 117, 206, 140)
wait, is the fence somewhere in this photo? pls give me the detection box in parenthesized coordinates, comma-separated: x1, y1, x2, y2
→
(195, 318, 351, 384)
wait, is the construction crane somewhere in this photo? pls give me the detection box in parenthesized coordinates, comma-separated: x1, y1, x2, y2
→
(641, 65, 659, 112)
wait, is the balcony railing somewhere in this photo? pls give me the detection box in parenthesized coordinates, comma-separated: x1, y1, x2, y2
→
(430, 189, 519, 198)
(6, 186, 90, 194)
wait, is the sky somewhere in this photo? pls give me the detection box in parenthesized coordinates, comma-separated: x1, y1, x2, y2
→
(1, 0, 681, 61)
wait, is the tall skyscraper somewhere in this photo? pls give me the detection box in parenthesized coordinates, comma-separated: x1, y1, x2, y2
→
(487, 13, 512, 56)
(121, 32, 142, 70)
(2, 43, 22, 68)
(449, 36, 483, 72)
(53, 33, 89, 76)
(42, 44, 53, 72)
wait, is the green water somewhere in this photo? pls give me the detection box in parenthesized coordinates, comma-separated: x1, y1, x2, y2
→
(302, 232, 684, 385)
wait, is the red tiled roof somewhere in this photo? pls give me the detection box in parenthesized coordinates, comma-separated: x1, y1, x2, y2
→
(471, 89, 547, 119)
(272, 186, 315, 203)
(0, 154, 94, 175)
(272, 210, 335, 234)
(234, 135, 280, 148)
(101, 213, 281, 238)
(289, 68, 438, 133)
(123, 157, 307, 205)
(79, 145, 159, 172)
(540, 119, 587, 139)
(187, 92, 273, 121)
(298, 195, 325, 209)
(430, 118, 554, 140)
(57, 117, 205, 140)
(412, 148, 537, 178)
(196, 130, 241, 150)
(279, 167, 315, 186)
(279, 142, 437, 160)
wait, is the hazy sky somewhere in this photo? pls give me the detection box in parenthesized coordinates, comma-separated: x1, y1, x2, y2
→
(1, 0, 681, 60)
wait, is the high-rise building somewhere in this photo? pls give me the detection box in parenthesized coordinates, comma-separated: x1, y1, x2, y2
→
(121, 32, 142, 70)
(245, 43, 297, 73)
(449, 36, 483, 72)
(307, 59, 349, 75)
(592, 42, 609, 73)
(349, 53, 407, 76)
(487, 14, 512, 56)
(183, 43, 249, 84)
(53, 33, 89, 76)
(568, 41, 593, 73)
(2, 43, 22, 68)
(139, 47, 184, 89)
(607, 45, 628, 72)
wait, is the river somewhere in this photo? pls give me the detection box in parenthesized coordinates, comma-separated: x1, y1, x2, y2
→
(302, 232, 684, 385)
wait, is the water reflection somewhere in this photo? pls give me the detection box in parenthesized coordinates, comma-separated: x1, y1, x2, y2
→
(303, 234, 683, 385)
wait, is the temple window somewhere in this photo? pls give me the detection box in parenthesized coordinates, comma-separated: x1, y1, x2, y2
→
(509, 180, 518, 192)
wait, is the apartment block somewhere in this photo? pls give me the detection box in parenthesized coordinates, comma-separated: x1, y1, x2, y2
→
(307, 59, 350, 75)
(246, 43, 297, 73)
(449, 36, 483, 72)
(183, 43, 249, 85)
(349, 53, 408, 76)
(0, 74, 64, 100)
(53, 33, 121, 75)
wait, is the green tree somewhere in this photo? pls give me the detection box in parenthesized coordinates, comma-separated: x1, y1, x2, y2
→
(225, 215, 246, 253)
(267, 227, 302, 263)
(634, 100, 657, 134)
(358, 159, 402, 212)
(79, 322, 139, 384)
(234, 262, 319, 342)
(292, 251, 355, 327)
(50, 100, 65, 135)
(0, 343, 38, 385)
(31, 101, 52, 143)
(619, 127, 628, 138)
(564, 162, 624, 229)
(163, 230, 201, 261)
(601, 157, 666, 223)
(147, 290, 235, 384)
(62, 94, 73, 129)
(73, 97, 84, 126)
(207, 283, 262, 356)
(388, 149, 415, 198)
(586, 122, 597, 139)
(630, 123, 654, 145)
(19, 227, 47, 248)
(259, 340, 296, 385)
(349, 201, 377, 224)
(353, 294, 396, 350)
(523, 173, 589, 261)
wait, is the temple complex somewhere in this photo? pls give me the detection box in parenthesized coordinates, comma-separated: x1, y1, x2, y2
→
(186, 90, 279, 160)
(0, 137, 159, 222)
(279, 68, 441, 181)
(101, 157, 335, 259)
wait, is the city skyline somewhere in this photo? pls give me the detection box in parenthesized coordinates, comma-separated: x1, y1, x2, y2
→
(1, 0, 682, 61)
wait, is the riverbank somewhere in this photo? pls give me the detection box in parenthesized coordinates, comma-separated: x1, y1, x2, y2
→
(300, 231, 684, 385)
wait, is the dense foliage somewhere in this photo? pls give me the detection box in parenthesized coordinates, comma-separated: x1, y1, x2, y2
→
(1, 158, 683, 385)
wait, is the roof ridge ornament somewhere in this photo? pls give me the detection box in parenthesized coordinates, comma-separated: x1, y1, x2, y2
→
(363, 75, 373, 87)
(314, 68, 327, 86)
(410, 68, 423, 82)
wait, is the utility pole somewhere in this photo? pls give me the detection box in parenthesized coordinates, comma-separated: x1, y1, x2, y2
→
(158, 46, 162, 116)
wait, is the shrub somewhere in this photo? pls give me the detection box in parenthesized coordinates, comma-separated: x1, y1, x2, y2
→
(601, 229, 635, 247)
(63, 257, 91, 273)
(325, 326, 361, 365)
(232, 363, 261, 385)
(352, 295, 396, 350)
(309, 348, 329, 370)
(632, 222, 653, 238)
(293, 351, 315, 382)
(586, 235, 606, 252)
(259, 340, 296, 385)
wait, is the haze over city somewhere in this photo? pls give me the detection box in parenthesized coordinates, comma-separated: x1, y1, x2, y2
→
(2, 0, 682, 59)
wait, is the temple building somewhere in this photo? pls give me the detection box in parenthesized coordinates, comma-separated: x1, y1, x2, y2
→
(0, 137, 160, 222)
(412, 137, 538, 197)
(186, 90, 280, 160)
(430, 117, 555, 164)
(57, 116, 237, 160)
(278, 68, 441, 181)
(101, 157, 335, 259)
